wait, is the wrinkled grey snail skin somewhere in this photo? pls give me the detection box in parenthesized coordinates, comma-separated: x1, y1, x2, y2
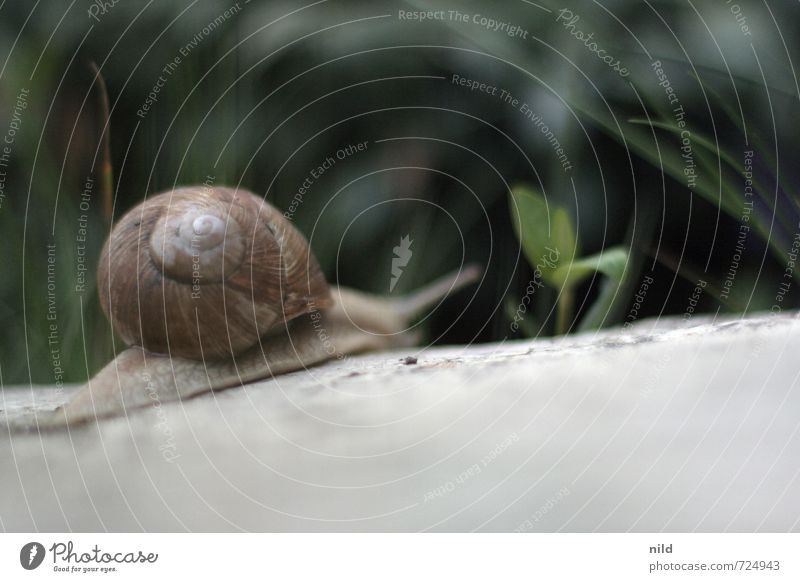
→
(31, 186, 481, 429)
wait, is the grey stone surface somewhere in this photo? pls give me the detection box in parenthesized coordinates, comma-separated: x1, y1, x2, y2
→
(1, 312, 799, 532)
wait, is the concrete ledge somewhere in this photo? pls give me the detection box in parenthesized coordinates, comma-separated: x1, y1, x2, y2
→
(1, 313, 799, 531)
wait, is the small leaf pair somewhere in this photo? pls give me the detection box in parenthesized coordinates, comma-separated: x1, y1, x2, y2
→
(509, 185, 629, 333)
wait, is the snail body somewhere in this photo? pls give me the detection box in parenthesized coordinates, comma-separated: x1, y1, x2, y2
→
(48, 186, 479, 427)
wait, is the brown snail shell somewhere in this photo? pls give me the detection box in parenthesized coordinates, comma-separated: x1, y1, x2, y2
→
(97, 186, 331, 359)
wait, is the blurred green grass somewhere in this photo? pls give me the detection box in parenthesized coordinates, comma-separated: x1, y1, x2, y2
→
(1, 0, 798, 384)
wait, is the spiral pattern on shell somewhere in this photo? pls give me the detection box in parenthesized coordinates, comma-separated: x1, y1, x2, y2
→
(97, 186, 331, 359)
(149, 207, 245, 282)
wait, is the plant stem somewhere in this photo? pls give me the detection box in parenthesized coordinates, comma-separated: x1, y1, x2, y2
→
(556, 286, 575, 335)
(89, 61, 114, 227)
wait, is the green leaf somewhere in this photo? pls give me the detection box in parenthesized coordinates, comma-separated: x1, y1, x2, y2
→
(551, 206, 579, 266)
(509, 186, 578, 287)
(509, 185, 550, 267)
(554, 246, 629, 288)
(578, 209, 659, 332)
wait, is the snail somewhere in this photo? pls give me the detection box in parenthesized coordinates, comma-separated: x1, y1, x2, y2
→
(44, 186, 480, 427)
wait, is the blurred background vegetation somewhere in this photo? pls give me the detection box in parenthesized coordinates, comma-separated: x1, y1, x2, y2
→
(0, 0, 798, 385)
